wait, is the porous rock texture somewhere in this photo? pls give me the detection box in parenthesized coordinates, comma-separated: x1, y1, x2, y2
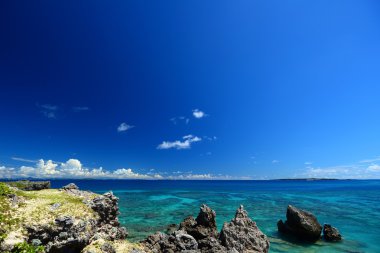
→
(323, 224, 342, 242)
(1, 183, 128, 253)
(143, 204, 269, 253)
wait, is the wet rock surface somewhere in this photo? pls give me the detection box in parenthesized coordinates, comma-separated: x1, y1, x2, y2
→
(323, 224, 342, 242)
(277, 205, 322, 242)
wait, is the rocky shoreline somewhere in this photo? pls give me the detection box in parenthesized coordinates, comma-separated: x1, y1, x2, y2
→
(0, 181, 342, 253)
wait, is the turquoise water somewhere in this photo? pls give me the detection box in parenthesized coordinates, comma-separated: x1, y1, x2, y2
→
(51, 180, 380, 252)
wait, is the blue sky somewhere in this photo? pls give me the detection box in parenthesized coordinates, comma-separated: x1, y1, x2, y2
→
(1, 1, 380, 179)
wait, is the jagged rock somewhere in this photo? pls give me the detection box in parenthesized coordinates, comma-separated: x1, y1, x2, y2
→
(197, 237, 226, 253)
(142, 231, 198, 252)
(62, 183, 79, 190)
(179, 204, 218, 241)
(166, 223, 178, 234)
(144, 204, 269, 253)
(323, 224, 342, 242)
(277, 205, 322, 242)
(173, 230, 198, 250)
(23, 187, 128, 252)
(219, 205, 270, 253)
(7, 180, 50, 191)
(26, 218, 98, 253)
(89, 192, 120, 225)
(55, 216, 74, 228)
(101, 242, 116, 253)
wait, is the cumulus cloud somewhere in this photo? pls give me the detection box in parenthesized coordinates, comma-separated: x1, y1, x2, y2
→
(0, 159, 244, 180)
(0, 159, 161, 179)
(117, 123, 135, 132)
(192, 109, 207, 119)
(367, 164, 380, 172)
(157, 135, 202, 150)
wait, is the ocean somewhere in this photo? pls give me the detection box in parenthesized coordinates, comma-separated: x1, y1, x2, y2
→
(50, 179, 380, 253)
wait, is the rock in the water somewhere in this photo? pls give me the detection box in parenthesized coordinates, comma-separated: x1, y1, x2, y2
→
(277, 205, 322, 242)
(219, 205, 270, 253)
(323, 224, 342, 242)
(61, 183, 79, 190)
(144, 204, 270, 253)
(179, 204, 218, 240)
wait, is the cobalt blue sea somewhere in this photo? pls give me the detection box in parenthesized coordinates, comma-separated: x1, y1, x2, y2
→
(50, 179, 380, 253)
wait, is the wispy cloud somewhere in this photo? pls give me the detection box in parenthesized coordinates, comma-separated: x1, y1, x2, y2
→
(359, 156, 380, 163)
(192, 109, 207, 119)
(38, 104, 58, 119)
(300, 157, 380, 179)
(11, 157, 38, 163)
(157, 135, 202, 150)
(170, 116, 190, 125)
(117, 123, 135, 132)
(304, 161, 313, 165)
(72, 106, 90, 112)
(272, 160, 279, 164)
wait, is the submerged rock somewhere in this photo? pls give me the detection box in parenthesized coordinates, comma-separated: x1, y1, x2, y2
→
(277, 205, 322, 242)
(219, 205, 270, 253)
(323, 224, 342, 242)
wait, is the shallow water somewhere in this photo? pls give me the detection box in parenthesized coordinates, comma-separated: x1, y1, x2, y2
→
(51, 180, 380, 252)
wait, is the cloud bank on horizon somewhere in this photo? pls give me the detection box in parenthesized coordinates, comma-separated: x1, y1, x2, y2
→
(0, 158, 246, 180)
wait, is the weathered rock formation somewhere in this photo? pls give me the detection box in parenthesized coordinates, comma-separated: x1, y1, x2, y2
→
(143, 204, 269, 253)
(1, 183, 128, 253)
(323, 224, 342, 242)
(7, 180, 51, 191)
(219, 205, 270, 253)
(277, 205, 322, 242)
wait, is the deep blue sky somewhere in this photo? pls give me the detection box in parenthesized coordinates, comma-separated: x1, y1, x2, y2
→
(1, 1, 380, 179)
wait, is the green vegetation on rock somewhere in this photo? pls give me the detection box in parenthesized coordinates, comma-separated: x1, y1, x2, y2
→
(11, 242, 44, 253)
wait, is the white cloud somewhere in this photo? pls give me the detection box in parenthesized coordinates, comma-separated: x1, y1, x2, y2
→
(304, 161, 313, 165)
(170, 116, 190, 125)
(11, 157, 38, 163)
(272, 160, 279, 164)
(117, 123, 135, 132)
(157, 135, 202, 150)
(38, 104, 58, 119)
(301, 160, 380, 179)
(192, 109, 207, 119)
(367, 164, 380, 172)
(0, 159, 245, 180)
(72, 106, 90, 112)
(359, 156, 380, 163)
(0, 159, 162, 179)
